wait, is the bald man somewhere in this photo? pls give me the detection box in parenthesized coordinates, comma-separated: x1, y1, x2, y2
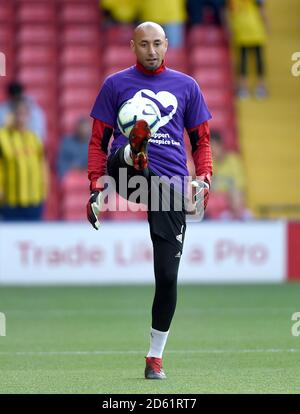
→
(87, 22, 212, 380)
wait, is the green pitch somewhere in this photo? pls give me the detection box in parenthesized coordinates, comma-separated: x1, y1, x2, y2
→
(0, 284, 300, 394)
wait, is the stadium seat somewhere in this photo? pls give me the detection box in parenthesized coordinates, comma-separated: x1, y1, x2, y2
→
(60, 3, 100, 24)
(105, 25, 134, 46)
(60, 67, 101, 87)
(17, 2, 56, 23)
(0, 3, 13, 22)
(187, 26, 227, 48)
(165, 48, 188, 72)
(25, 86, 56, 110)
(206, 191, 230, 219)
(17, 46, 56, 65)
(0, 25, 13, 48)
(60, 108, 91, 134)
(192, 68, 232, 88)
(60, 88, 95, 108)
(17, 25, 56, 45)
(201, 87, 233, 108)
(61, 25, 100, 45)
(60, 46, 100, 66)
(190, 46, 230, 69)
(18, 66, 56, 86)
(209, 109, 234, 131)
(103, 47, 134, 69)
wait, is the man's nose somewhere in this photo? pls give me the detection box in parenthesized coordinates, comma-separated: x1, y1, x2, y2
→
(148, 45, 155, 55)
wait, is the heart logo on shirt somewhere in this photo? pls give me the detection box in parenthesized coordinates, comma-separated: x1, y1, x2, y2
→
(133, 89, 178, 129)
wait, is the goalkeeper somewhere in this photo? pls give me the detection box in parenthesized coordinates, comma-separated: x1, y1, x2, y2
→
(87, 22, 212, 380)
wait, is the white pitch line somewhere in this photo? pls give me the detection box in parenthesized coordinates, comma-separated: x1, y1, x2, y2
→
(0, 349, 299, 356)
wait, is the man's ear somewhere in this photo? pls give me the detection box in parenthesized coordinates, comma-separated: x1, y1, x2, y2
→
(164, 38, 168, 53)
(130, 40, 135, 53)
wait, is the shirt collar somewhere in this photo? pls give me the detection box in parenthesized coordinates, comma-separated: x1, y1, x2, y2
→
(135, 60, 166, 76)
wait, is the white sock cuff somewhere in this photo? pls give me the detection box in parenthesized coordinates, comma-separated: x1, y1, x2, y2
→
(151, 327, 169, 336)
(147, 327, 170, 358)
(124, 144, 133, 166)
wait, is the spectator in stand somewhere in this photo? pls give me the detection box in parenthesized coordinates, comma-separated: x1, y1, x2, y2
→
(138, 0, 187, 48)
(207, 130, 252, 220)
(225, 0, 269, 99)
(0, 99, 48, 221)
(0, 81, 46, 141)
(57, 117, 91, 178)
(187, 0, 226, 26)
(101, 0, 139, 26)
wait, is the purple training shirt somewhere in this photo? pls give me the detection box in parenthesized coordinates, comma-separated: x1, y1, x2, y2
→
(91, 65, 212, 179)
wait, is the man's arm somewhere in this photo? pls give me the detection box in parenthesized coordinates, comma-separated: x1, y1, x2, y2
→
(187, 121, 213, 211)
(88, 118, 113, 191)
(87, 118, 113, 229)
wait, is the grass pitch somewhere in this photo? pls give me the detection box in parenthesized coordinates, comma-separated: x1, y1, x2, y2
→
(0, 284, 300, 394)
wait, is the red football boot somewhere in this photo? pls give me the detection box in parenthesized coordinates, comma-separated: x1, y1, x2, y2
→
(129, 120, 151, 171)
(144, 357, 167, 380)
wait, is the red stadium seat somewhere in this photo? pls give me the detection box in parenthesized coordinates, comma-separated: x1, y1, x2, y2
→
(17, 25, 56, 45)
(60, 3, 100, 24)
(17, 46, 56, 65)
(18, 66, 56, 86)
(60, 171, 89, 221)
(201, 87, 233, 109)
(187, 26, 227, 48)
(0, 3, 13, 22)
(25, 86, 56, 110)
(60, 46, 100, 66)
(165, 48, 188, 72)
(0, 25, 13, 49)
(206, 191, 230, 219)
(192, 68, 232, 88)
(61, 25, 100, 45)
(60, 88, 95, 108)
(103, 47, 134, 69)
(190, 46, 230, 69)
(208, 108, 234, 131)
(60, 108, 91, 134)
(105, 25, 134, 46)
(60, 67, 101, 87)
(17, 2, 56, 23)
(60, 170, 113, 221)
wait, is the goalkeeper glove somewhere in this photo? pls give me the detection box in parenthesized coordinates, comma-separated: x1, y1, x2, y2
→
(191, 179, 210, 214)
(86, 189, 103, 230)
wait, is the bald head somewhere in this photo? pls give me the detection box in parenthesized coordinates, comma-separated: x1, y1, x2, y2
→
(130, 21, 168, 71)
(133, 22, 166, 42)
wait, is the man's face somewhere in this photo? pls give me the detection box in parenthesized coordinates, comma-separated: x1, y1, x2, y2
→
(131, 26, 168, 71)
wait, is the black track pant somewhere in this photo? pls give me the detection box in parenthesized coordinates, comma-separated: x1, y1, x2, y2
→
(107, 145, 186, 332)
(239, 46, 265, 77)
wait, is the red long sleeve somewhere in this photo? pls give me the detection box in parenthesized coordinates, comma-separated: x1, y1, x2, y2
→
(88, 118, 113, 190)
(187, 121, 213, 185)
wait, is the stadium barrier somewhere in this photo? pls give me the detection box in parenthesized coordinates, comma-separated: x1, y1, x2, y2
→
(1, 221, 298, 284)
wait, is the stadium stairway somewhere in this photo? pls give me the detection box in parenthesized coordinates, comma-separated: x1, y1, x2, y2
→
(237, 0, 300, 219)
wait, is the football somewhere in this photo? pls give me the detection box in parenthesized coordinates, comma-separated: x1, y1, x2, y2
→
(117, 97, 161, 138)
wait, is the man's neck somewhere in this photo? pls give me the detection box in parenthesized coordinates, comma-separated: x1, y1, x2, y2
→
(135, 60, 166, 76)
